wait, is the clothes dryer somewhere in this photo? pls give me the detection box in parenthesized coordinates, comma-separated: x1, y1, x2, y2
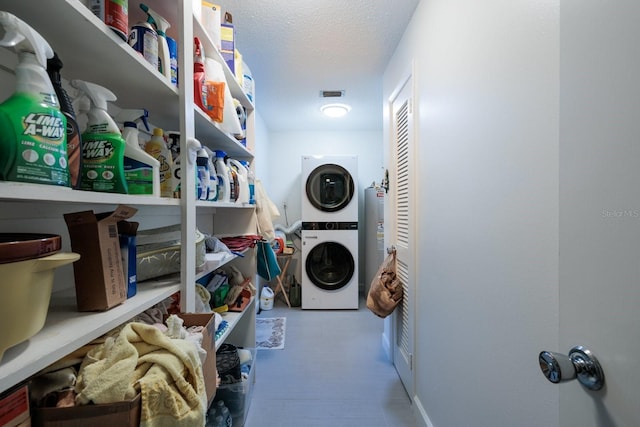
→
(301, 222, 359, 309)
(301, 155, 358, 222)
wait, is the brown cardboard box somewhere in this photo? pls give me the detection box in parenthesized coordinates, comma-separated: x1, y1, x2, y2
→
(0, 384, 29, 427)
(64, 205, 137, 311)
(32, 394, 140, 427)
(171, 313, 217, 403)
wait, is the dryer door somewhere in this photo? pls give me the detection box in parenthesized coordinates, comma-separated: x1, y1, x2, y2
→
(305, 240, 355, 290)
(305, 163, 355, 213)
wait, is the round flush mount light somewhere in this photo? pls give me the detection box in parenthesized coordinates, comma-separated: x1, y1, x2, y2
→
(320, 103, 351, 118)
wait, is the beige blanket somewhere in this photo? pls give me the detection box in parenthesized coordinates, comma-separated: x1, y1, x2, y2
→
(75, 322, 206, 427)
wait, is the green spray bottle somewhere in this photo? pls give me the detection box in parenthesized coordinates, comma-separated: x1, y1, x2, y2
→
(0, 12, 69, 187)
(71, 79, 128, 194)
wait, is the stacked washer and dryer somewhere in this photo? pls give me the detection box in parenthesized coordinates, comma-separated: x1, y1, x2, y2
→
(301, 155, 359, 309)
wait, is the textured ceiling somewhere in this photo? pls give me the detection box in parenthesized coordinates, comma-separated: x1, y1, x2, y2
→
(214, 0, 420, 132)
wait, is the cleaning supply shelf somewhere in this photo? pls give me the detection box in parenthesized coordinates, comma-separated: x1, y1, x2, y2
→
(0, 278, 181, 394)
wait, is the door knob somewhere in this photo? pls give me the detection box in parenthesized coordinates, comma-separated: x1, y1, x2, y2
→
(538, 346, 604, 390)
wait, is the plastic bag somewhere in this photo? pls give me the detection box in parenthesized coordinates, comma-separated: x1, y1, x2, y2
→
(366, 250, 403, 318)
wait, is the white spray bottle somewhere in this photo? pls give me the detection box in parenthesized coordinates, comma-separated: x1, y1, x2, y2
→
(115, 109, 160, 196)
(70, 79, 128, 193)
(140, 3, 171, 81)
(0, 12, 68, 187)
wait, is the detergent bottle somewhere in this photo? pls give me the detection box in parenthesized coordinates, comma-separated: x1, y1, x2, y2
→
(214, 150, 230, 203)
(196, 147, 210, 201)
(193, 37, 207, 113)
(116, 109, 160, 196)
(71, 79, 127, 193)
(144, 127, 174, 197)
(228, 158, 249, 204)
(0, 12, 69, 187)
(140, 3, 171, 81)
(47, 52, 82, 189)
(203, 146, 218, 201)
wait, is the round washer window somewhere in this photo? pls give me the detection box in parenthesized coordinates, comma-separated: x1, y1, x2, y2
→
(305, 163, 355, 212)
(305, 241, 355, 291)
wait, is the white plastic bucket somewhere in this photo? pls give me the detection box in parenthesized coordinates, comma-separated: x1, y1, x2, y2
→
(260, 286, 274, 310)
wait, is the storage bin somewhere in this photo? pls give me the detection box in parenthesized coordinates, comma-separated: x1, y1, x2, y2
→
(136, 225, 206, 281)
(32, 394, 140, 427)
(211, 348, 255, 427)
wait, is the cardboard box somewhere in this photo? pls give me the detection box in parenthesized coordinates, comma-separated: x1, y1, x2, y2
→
(64, 205, 137, 311)
(117, 221, 139, 299)
(0, 384, 30, 427)
(32, 395, 140, 427)
(168, 313, 217, 403)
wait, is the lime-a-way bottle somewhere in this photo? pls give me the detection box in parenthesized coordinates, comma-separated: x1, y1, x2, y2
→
(71, 79, 128, 194)
(0, 12, 69, 187)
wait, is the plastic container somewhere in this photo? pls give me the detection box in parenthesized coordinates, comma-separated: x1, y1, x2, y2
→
(47, 52, 82, 189)
(140, 3, 171, 81)
(196, 147, 210, 200)
(260, 286, 274, 310)
(203, 146, 218, 201)
(144, 128, 174, 198)
(0, 233, 61, 264)
(0, 251, 80, 360)
(214, 150, 231, 202)
(193, 37, 207, 113)
(71, 79, 128, 193)
(117, 109, 160, 196)
(228, 159, 249, 204)
(0, 12, 69, 188)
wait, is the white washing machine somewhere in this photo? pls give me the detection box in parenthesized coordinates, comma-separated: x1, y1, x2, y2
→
(302, 155, 358, 222)
(301, 222, 359, 309)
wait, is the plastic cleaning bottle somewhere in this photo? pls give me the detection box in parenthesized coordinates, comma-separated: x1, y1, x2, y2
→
(128, 5, 158, 70)
(0, 12, 69, 187)
(116, 109, 160, 196)
(213, 401, 232, 427)
(165, 131, 181, 197)
(203, 146, 218, 201)
(71, 79, 128, 193)
(196, 147, 209, 201)
(214, 150, 230, 203)
(193, 37, 207, 113)
(228, 158, 249, 204)
(242, 160, 255, 205)
(140, 3, 171, 81)
(47, 52, 82, 189)
(144, 127, 174, 197)
(227, 157, 238, 202)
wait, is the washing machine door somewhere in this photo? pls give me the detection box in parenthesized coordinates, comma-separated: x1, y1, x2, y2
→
(305, 241, 355, 290)
(305, 163, 355, 213)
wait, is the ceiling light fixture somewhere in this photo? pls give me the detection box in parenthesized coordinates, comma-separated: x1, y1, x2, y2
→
(320, 103, 351, 118)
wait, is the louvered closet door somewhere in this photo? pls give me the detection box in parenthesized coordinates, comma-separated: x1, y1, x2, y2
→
(390, 75, 415, 397)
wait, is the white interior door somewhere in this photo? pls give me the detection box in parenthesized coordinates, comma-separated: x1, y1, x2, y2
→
(557, 1, 640, 425)
(389, 74, 415, 396)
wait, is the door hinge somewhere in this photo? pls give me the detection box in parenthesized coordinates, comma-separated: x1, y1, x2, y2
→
(409, 353, 413, 371)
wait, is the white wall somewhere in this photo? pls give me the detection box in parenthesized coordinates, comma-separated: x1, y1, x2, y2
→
(262, 130, 383, 287)
(384, 1, 559, 426)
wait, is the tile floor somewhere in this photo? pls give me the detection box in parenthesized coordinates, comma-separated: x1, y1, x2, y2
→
(242, 296, 418, 427)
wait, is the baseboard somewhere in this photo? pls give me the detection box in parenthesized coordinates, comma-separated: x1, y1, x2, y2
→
(414, 395, 434, 427)
(381, 331, 392, 361)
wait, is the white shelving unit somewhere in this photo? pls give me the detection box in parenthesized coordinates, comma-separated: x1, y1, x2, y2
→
(0, 0, 257, 396)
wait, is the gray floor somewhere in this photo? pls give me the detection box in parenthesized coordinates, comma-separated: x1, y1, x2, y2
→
(242, 296, 417, 427)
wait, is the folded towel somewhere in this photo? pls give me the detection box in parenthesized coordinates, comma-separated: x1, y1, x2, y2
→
(75, 322, 206, 427)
